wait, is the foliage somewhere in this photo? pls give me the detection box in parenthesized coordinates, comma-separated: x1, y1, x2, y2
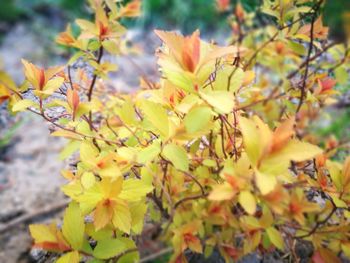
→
(0, 0, 87, 21)
(1, 0, 350, 262)
(141, 0, 228, 33)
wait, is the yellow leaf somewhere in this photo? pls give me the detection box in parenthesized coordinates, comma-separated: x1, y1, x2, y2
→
(56, 251, 80, 263)
(51, 130, 81, 140)
(94, 200, 113, 231)
(199, 90, 234, 114)
(29, 224, 57, 243)
(119, 99, 137, 126)
(242, 70, 255, 86)
(255, 170, 277, 195)
(42, 77, 64, 94)
(12, 99, 36, 112)
(208, 183, 234, 201)
(80, 141, 99, 165)
(239, 191, 256, 215)
(76, 184, 104, 214)
(263, 139, 323, 164)
(0, 71, 17, 91)
(119, 179, 153, 201)
(112, 199, 131, 233)
(239, 117, 263, 166)
(81, 172, 96, 189)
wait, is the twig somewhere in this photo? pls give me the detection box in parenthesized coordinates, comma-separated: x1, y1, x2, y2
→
(0, 200, 69, 234)
(287, 42, 338, 80)
(111, 248, 138, 262)
(296, 6, 317, 114)
(140, 247, 173, 263)
(87, 46, 104, 101)
(174, 193, 209, 209)
(296, 205, 337, 239)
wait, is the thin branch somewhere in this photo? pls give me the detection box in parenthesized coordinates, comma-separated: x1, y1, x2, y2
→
(174, 193, 209, 209)
(87, 46, 104, 101)
(296, 5, 318, 113)
(183, 172, 205, 195)
(111, 248, 138, 262)
(296, 206, 337, 239)
(140, 247, 173, 263)
(0, 200, 69, 234)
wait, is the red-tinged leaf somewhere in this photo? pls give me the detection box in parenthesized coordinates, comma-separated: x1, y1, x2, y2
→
(120, 0, 141, 17)
(271, 117, 295, 153)
(94, 199, 114, 230)
(67, 88, 80, 119)
(34, 241, 71, 252)
(182, 30, 200, 72)
(216, 0, 230, 12)
(312, 248, 340, 263)
(318, 78, 336, 93)
(154, 30, 184, 64)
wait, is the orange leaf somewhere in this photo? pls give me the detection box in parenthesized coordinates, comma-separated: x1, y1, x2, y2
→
(216, 0, 230, 12)
(120, 0, 141, 17)
(67, 88, 80, 119)
(182, 30, 201, 72)
(271, 117, 295, 153)
(94, 199, 114, 230)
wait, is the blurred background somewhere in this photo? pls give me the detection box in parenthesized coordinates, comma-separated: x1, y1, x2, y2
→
(0, 0, 349, 262)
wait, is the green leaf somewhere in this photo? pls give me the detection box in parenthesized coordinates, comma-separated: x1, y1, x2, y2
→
(288, 40, 306, 55)
(12, 99, 36, 112)
(162, 143, 189, 172)
(130, 202, 148, 234)
(334, 66, 348, 85)
(139, 100, 169, 137)
(59, 140, 80, 160)
(266, 227, 284, 250)
(136, 141, 161, 164)
(93, 238, 126, 259)
(199, 90, 234, 114)
(212, 66, 244, 92)
(184, 106, 212, 133)
(118, 238, 139, 263)
(62, 202, 85, 250)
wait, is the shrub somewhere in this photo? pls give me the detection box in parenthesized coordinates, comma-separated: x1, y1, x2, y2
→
(1, 0, 350, 262)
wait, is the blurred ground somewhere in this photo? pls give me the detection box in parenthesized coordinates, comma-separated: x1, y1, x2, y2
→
(0, 114, 66, 263)
(0, 23, 68, 263)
